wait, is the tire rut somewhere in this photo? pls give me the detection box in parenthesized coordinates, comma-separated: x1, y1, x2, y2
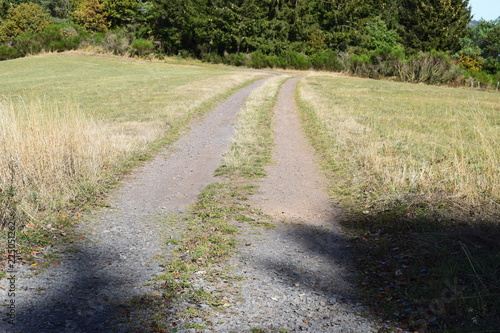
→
(1, 78, 268, 333)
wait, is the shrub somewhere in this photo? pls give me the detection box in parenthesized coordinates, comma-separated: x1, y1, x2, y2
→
(222, 52, 247, 67)
(248, 50, 268, 69)
(395, 51, 462, 85)
(201, 52, 223, 64)
(467, 69, 494, 88)
(345, 53, 379, 78)
(310, 50, 343, 71)
(130, 38, 154, 57)
(282, 50, 311, 70)
(13, 32, 42, 56)
(40, 24, 83, 52)
(371, 45, 405, 77)
(0, 45, 21, 60)
(101, 29, 131, 55)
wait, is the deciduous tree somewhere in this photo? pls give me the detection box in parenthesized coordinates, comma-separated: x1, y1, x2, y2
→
(0, 2, 52, 42)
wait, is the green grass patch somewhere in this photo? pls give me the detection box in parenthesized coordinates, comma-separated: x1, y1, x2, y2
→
(296, 75, 500, 331)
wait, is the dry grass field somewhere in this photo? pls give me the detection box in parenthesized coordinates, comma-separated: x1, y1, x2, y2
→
(298, 74, 499, 217)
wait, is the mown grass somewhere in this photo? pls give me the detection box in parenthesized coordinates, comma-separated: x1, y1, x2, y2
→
(0, 53, 265, 263)
(297, 74, 500, 331)
(145, 76, 287, 332)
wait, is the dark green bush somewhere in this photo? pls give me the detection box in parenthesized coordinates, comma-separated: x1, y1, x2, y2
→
(13, 32, 42, 56)
(0, 45, 21, 60)
(130, 38, 154, 57)
(310, 50, 343, 71)
(201, 52, 223, 64)
(345, 53, 379, 78)
(222, 52, 247, 66)
(41, 24, 82, 52)
(282, 50, 311, 70)
(248, 50, 268, 69)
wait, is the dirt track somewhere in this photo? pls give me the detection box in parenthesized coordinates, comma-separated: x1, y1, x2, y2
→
(202, 78, 379, 332)
(2, 75, 382, 332)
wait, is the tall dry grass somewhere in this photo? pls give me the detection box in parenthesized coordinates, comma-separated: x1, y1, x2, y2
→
(0, 97, 113, 225)
(297, 75, 500, 216)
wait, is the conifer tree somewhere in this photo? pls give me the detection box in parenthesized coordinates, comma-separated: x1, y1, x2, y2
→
(398, 0, 471, 52)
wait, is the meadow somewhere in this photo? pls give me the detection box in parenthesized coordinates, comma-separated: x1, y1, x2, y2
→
(0, 53, 263, 236)
(297, 74, 500, 330)
(298, 74, 499, 218)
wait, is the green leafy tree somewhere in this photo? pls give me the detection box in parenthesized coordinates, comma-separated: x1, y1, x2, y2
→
(358, 16, 400, 51)
(72, 0, 110, 32)
(0, 2, 52, 42)
(398, 0, 471, 52)
(463, 18, 500, 73)
(103, 0, 140, 28)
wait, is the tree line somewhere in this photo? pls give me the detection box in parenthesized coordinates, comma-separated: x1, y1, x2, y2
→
(1, 0, 499, 87)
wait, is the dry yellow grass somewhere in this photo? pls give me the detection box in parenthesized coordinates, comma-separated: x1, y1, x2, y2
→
(297, 74, 500, 216)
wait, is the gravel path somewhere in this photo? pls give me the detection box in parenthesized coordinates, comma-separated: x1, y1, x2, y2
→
(1, 78, 267, 333)
(200, 78, 382, 332)
(2, 75, 385, 333)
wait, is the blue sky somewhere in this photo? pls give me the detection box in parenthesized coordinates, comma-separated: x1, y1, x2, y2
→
(468, 0, 500, 21)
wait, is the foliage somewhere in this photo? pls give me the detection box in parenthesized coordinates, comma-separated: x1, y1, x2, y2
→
(101, 29, 131, 55)
(458, 51, 483, 71)
(72, 0, 110, 33)
(130, 37, 153, 57)
(398, 0, 471, 52)
(42, 0, 72, 19)
(463, 19, 500, 74)
(395, 51, 462, 85)
(0, 44, 21, 60)
(7, 23, 82, 56)
(0, 2, 52, 42)
(310, 50, 343, 71)
(102, 0, 140, 28)
(357, 16, 400, 52)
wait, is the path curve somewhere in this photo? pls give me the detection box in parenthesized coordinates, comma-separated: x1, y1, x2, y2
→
(2, 78, 268, 333)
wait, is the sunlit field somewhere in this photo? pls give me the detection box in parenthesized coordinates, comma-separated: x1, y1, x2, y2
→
(298, 74, 499, 217)
(0, 53, 264, 230)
